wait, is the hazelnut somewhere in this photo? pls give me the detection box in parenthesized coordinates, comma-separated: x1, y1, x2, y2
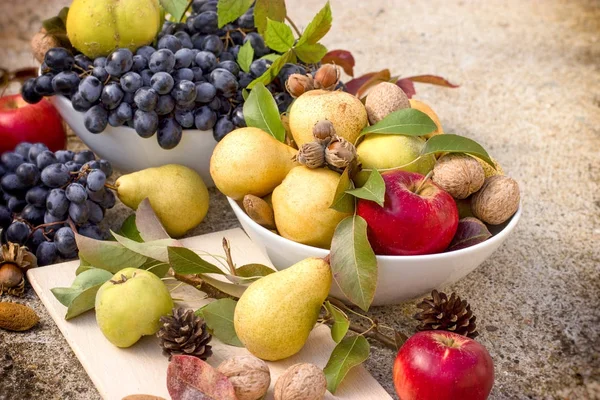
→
(243, 195, 276, 230)
(295, 142, 326, 169)
(0, 264, 24, 288)
(312, 120, 336, 146)
(471, 175, 520, 225)
(274, 363, 327, 400)
(325, 136, 357, 173)
(432, 154, 485, 199)
(314, 64, 341, 91)
(286, 74, 315, 98)
(364, 82, 410, 124)
(217, 355, 271, 400)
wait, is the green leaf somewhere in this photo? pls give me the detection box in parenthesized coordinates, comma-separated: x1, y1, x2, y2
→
(247, 50, 294, 89)
(330, 168, 355, 213)
(58, 7, 69, 24)
(260, 53, 281, 61)
(112, 231, 178, 263)
(293, 42, 328, 64)
(42, 16, 66, 34)
(201, 274, 246, 298)
(254, 0, 287, 36)
(330, 215, 378, 312)
(159, 0, 190, 22)
(421, 134, 495, 167)
(118, 215, 143, 243)
(217, 0, 253, 28)
(75, 256, 93, 275)
(243, 82, 286, 142)
(196, 299, 243, 347)
(168, 247, 224, 275)
(325, 301, 349, 343)
(324, 335, 370, 393)
(242, 88, 249, 100)
(297, 1, 332, 46)
(345, 169, 385, 207)
(140, 259, 171, 278)
(74, 231, 147, 273)
(360, 108, 437, 136)
(235, 263, 275, 278)
(135, 198, 171, 241)
(51, 269, 113, 320)
(237, 41, 254, 73)
(264, 18, 295, 53)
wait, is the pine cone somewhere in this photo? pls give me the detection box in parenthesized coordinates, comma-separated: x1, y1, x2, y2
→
(414, 290, 479, 339)
(157, 308, 213, 361)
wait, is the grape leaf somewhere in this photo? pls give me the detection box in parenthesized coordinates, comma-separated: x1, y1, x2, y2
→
(406, 74, 459, 88)
(254, 0, 287, 36)
(135, 198, 171, 241)
(421, 134, 494, 167)
(160, 0, 190, 22)
(395, 78, 416, 98)
(360, 108, 437, 136)
(264, 18, 295, 53)
(237, 41, 254, 73)
(330, 215, 377, 311)
(330, 168, 355, 213)
(297, 1, 332, 46)
(293, 42, 328, 64)
(167, 355, 238, 400)
(322, 49, 355, 76)
(324, 335, 370, 393)
(118, 215, 143, 243)
(74, 231, 147, 273)
(260, 53, 281, 61)
(243, 82, 286, 142)
(345, 169, 385, 207)
(247, 50, 294, 89)
(325, 301, 349, 343)
(168, 247, 224, 275)
(51, 269, 112, 320)
(196, 299, 243, 347)
(345, 71, 387, 96)
(216, 0, 253, 27)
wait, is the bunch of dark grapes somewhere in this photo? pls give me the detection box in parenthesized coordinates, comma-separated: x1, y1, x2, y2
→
(0, 143, 115, 266)
(22, 0, 308, 147)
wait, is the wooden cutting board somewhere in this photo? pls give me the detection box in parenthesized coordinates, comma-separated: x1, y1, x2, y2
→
(28, 228, 392, 400)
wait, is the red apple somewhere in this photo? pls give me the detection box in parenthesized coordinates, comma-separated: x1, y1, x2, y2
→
(356, 170, 458, 255)
(0, 94, 66, 153)
(393, 331, 494, 400)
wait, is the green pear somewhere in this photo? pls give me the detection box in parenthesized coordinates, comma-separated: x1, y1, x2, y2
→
(115, 164, 209, 237)
(272, 166, 352, 249)
(234, 257, 332, 361)
(210, 127, 298, 200)
(95, 268, 173, 348)
(355, 134, 436, 186)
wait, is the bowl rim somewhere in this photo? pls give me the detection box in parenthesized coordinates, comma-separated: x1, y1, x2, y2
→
(227, 196, 522, 260)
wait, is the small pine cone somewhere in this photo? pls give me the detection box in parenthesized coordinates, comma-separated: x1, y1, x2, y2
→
(414, 290, 479, 339)
(157, 308, 213, 361)
(295, 142, 326, 168)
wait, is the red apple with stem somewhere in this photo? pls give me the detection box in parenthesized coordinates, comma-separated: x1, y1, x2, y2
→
(356, 170, 458, 255)
(0, 94, 66, 153)
(393, 331, 494, 400)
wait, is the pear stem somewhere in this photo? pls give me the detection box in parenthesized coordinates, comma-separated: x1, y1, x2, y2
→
(414, 170, 434, 195)
(104, 182, 118, 191)
(222, 238, 237, 276)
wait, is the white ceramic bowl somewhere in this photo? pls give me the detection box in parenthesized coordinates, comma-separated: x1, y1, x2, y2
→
(50, 96, 217, 186)
(228, 197, 521, 305)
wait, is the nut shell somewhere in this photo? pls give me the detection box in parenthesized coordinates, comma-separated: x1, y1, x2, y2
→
(325, 136, 357, 173)
(0, 264, 24, 288)
(274, 363, 327, 400)
(217, 355, 271, 400)
(243, 195, 276, 230)
(0, 302, 39, 331)
(471, 175, 520, 225)
(314, 64, 340, 91)
(365, 82, 410, 124)
(286, 74, 315, 98)
(296, 142, 326, 169)
(432, 154, 485, 199)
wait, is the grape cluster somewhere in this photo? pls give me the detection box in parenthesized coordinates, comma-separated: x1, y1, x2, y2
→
(22, 0, 308, 146)
(0, 143, 115, 266)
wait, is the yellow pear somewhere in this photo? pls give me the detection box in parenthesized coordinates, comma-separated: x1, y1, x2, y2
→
(210, 127, 297, 200)
(115, 164, 209, 237)
(354, 134, 436, 186)
(409, 99, 444, 139)
(289, 90, 368, 146)
(272, 166, 352, 249)
(234, 257, 332, 361)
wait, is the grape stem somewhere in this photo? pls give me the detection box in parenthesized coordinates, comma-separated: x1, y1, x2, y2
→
(286, 16, 302, 37)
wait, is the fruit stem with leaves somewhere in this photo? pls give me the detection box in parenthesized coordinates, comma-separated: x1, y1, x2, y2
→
(285, 16, 302, 37)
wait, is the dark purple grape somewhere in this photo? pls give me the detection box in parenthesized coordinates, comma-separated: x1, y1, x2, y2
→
(74, 54, 93, 71)
(36, 241, 58, 266)
(84, 105, 109, 134)
(21, 204, 45, 226)
(158, 35, 183, 53)
(26, 229, 45, 253)
(27, 143, 48, 163)
(120, 72, 143, 93)
(219, 52, 235, 62)
(108, 102, 133, 127)
(26, 186, 48, 207)
(149, 49, 176, 73)
(201, 34, 223, 56)
(136, 46, 156, 61)
(55, 150, 75, 163)
(73, 150, 95, 165)
(46, 188, 69, 218)
(150, 72, 174, 95)
(172, 68, 195, 84)
(64, 161, 83, 173)
(36, 151, 58, 170)
(87, 169, 106, 192)
(5, 221, 31, 245)
(92, 66, 109, 82)
(237, 8, 254, 29)
(71, 91, 93, 112)
(21, 78, 42, 104)
(0, 206, 10, 229)
(140, 69, 154, 87)
(238, 72, 253, 88)
(209, 68, 238, 97)
(34, 74, 55, 96)
(195, 82, 216, 103)
(79, 76, 103, 103)
(244, 32, 268, 57)
(101, 82, 124, 110)
(87, 200, 104, 223)
(1, 152, 26, 171)
(131, 55, 148, 72)
(171, 80, 197, 104)
(65, 183, 87, 204)
(98, 160, 113, 177)
(1, 174, 28, 196)
(157, 117, 183, 150)
(174, 31, 193, 49)
(15, 163, 40, 185)
(217, 60, 240, 76)
(195, 51, 217, 72)
(77, 223, 106, 240)
(14, 143, 33, 158)
(191, 66, 204, 82)
(156, 95, 176, 116)
(213, 116, 235, 141)
(175, 107, 195, 128)
(54, 226, 77, 256)
(44, 48, 74, 72)
(106, 48, 134, 77)
(68, 201, 89, 224)
(194, 106, 217, 130)
(7, 197, 27, 213)
(93, 57, 107, 68)
(250, 58, 272, 78)
(232, 105, 246, 127)
(52, 71, 80, 96)
(133, 110, 159, 138)
(194, 11, 218, 34)
(134, 87, 158, 111)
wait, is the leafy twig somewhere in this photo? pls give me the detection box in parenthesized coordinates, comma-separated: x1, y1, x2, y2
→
(222, 238, 237, 276)
(286, 16, 302, 37)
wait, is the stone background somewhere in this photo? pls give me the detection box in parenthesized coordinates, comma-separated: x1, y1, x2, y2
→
(0, 0, 599, 399)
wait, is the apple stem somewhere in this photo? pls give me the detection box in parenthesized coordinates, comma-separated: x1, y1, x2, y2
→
(222, 238, 237, 276)
(414, 170, 434, 195)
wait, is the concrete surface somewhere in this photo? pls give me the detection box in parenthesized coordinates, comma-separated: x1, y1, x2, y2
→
(1, 0, 599, 399)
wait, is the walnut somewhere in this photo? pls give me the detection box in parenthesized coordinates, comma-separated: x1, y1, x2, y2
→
(471, 175, 520, 225)
(274, 363, 327, 400)
(364, 82, 410, 124)
(295, 142, 326, 169)
(314, 64, 341, 91)
(432, 154, 485, 199)
(217, 355, 271, 400)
